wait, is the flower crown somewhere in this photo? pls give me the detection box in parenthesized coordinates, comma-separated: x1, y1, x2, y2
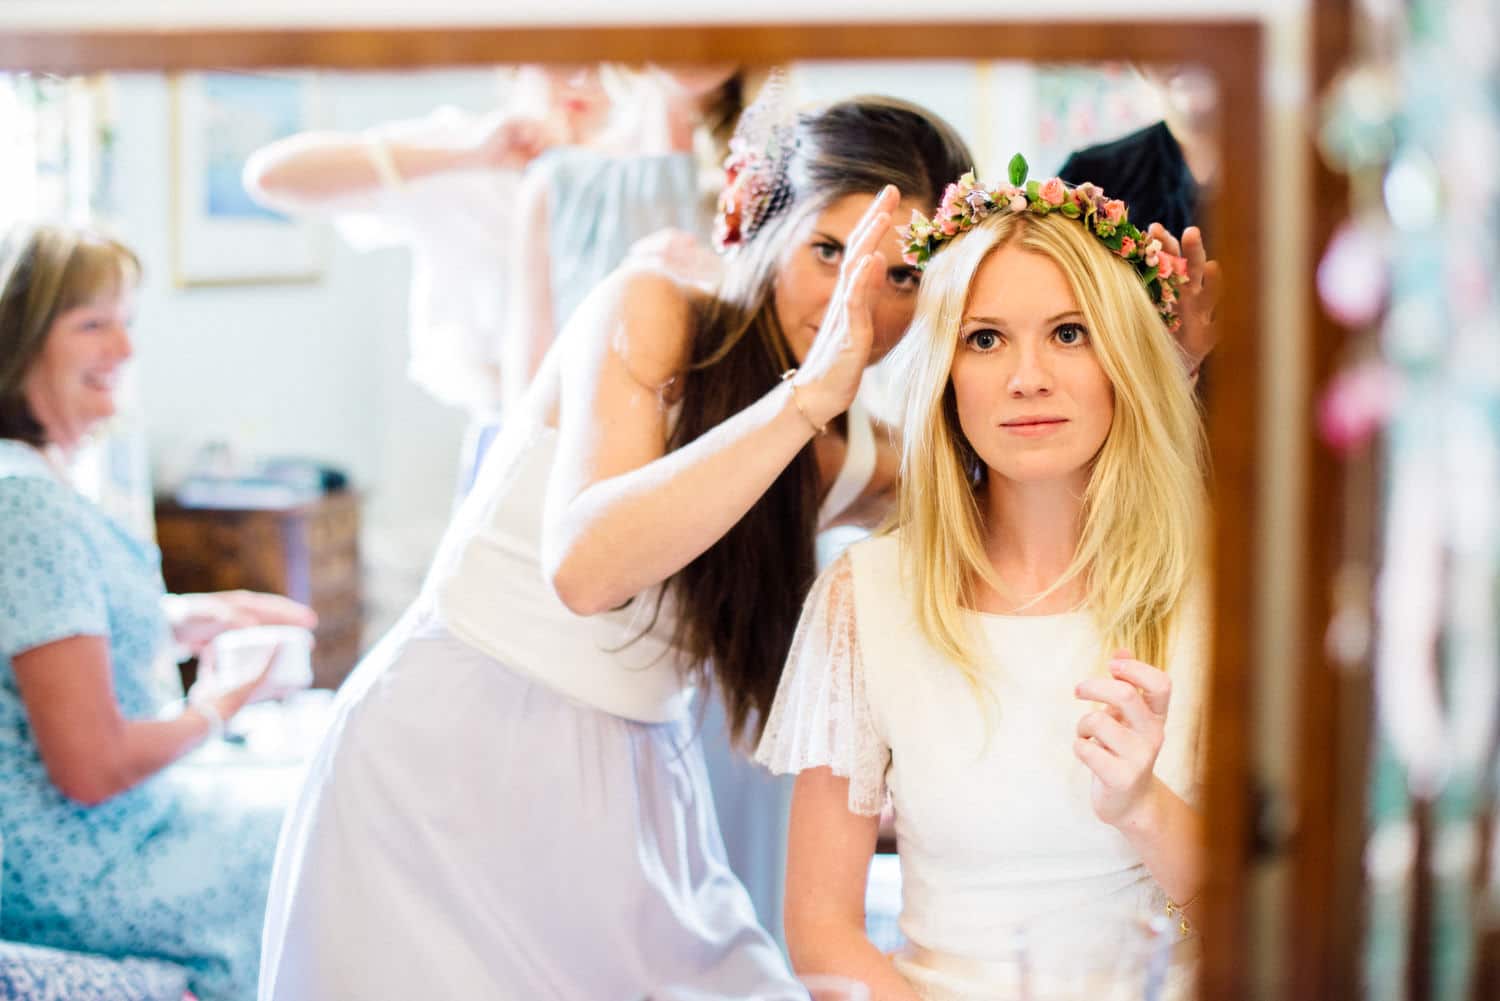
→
(899, 154, 1190, 329)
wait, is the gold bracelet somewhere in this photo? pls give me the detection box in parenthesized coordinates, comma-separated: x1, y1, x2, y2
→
(187, 695, 225, 742)
(363, 134, 404, 189)
(1164, 895, 1196, 938)
(780, 368, 827, 436)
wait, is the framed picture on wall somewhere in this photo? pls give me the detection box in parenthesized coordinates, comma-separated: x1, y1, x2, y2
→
(170, 71, 326, 286)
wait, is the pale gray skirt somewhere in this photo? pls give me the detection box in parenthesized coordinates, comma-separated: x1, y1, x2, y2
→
(258, 608, 803, 1001)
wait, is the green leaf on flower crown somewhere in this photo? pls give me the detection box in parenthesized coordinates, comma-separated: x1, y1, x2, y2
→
(1025, 179, 1041, 200)
(1060, 202, 1081, 219)
(1008, 153, 1029, 188)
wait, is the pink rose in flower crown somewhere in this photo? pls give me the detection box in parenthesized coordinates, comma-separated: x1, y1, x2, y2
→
(1040, 178, 1066, 207)
(1008, 193, 1028, 213)
(1119, 235, 1136, 257)
(939, 183, 963, 219)
(1104, 199, 1127, 225)
(941, 218, 960, 236)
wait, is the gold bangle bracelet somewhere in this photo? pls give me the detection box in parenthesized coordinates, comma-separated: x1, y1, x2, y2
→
(1165, 896, 1196, 938)
(780, 368, 827, 436)
(363, 134, 404, 189)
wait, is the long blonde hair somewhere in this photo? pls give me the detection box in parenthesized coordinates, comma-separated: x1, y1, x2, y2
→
(891, 210, 1206, 689)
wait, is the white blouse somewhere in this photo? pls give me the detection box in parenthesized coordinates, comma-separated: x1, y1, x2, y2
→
(756, 532, 1207, 1001)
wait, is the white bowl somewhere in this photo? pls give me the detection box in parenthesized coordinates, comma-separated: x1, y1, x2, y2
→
(205, 624, 315, 695)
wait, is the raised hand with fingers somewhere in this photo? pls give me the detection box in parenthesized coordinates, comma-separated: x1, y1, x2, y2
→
(167, 589, 318, 657)
(1146, 222, 1220, 378)
(466, 110, 563, 170)
(788, 184, 903, 431)
(1073, 648, 1173, 830)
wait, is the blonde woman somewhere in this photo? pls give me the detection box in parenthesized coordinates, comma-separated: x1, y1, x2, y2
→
(756, 164, 1210, 1001)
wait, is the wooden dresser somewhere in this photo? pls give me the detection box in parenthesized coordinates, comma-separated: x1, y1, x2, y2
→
(154, 491, 363, 689)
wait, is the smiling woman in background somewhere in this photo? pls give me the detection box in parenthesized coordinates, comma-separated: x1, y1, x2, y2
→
(0, 222, 317, 1001)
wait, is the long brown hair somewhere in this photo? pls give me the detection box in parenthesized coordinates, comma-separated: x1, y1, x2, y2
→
(667, 96, 973, 746)
(0, 223, 140, 445)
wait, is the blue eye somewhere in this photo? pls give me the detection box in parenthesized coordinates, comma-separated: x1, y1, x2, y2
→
(888, 268, 919, 292)
(1055, 323, 1088, 346)
(964, 330, 1000, 352)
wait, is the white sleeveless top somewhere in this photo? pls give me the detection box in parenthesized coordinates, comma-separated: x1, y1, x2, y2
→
(755, 533, 1207, 1000)
(423, 406, 878, 724)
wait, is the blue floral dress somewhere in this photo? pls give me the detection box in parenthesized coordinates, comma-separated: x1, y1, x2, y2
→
(0, 439, 284, 1001)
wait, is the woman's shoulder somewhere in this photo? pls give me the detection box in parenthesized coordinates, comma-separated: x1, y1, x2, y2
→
(562, 263, 708, 390)
(0, 447, 80, 520)
(822, 532, 905, 620)
(841, 530, 903, 576)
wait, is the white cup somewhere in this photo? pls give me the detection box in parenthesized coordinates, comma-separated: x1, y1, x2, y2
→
(205, 624, 315, 696)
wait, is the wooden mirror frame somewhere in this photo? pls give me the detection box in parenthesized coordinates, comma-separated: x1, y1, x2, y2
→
(0, 19, 1289, 1000)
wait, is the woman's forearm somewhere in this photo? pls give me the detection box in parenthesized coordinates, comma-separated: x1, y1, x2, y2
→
(101, 712, 219, 797)
(1117, 779, 1205, 919)
(787, 920, 921, 1001)
(88, 681, 259, 804)
(243, 132, 480, 208)
(546, 379, 818, 615)
(15, 636, 250, 806)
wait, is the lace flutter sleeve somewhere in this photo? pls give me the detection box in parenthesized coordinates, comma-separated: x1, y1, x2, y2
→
(753, 554, 889, 816)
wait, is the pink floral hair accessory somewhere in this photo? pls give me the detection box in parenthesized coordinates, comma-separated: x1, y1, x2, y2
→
(713, 70, 795, 251)
(899, 153, 1191, 330)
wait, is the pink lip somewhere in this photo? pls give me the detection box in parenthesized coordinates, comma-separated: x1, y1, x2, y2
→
(1001, 416, 1068, 437)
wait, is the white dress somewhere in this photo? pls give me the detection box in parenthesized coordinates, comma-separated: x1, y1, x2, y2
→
(756, 533, 1207, 1001)
(258, 411, 874, 1001)
(331, 107, 522, 420)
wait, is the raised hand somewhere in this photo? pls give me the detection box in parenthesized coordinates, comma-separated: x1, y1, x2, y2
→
(790, 185, 902, 429)
(1147, 223, 1220, 377)
(168, 590, 318, 656)
(1074, 648, 1172, 829)
(466, 111, 562, 170)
